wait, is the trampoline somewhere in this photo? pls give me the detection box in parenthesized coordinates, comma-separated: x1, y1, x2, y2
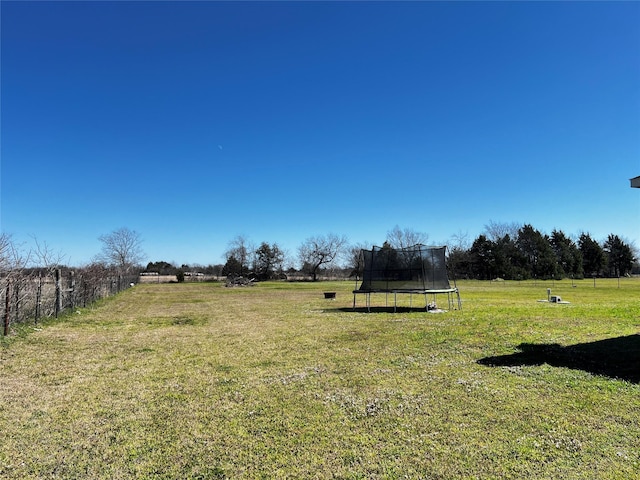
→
(353, 244, 461, 312)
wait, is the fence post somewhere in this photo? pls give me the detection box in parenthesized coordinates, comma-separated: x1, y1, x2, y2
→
(55, 268, 62, 318)
(3, 280, 10, 336)
(35, 273, 42, 324)
(69, 271, 76, 309)
(13, 281, 20, 325)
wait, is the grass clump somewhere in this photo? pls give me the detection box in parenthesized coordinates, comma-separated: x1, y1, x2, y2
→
(0, 278, 638, 478)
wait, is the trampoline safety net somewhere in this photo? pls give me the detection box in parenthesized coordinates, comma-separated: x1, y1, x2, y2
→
(353, 244, 461, 311)
(357, 244, 451, 291)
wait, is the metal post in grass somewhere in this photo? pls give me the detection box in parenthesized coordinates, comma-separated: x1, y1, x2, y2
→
(35, 272, 43, 325)
(3, 280, 10, 337)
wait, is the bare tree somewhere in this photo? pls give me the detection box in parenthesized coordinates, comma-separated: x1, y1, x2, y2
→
(347, 241, 371, 278)
(298, 233, 348, 281)
(0, 233, 17, 273)
(30, 237, 67, 323)
(1, 234, 14, 335)
(386, 225, 428, 249)
(483, 220, 521, 242)
(96, 227, 145, 274)
(224, 235, 254, 276)
(1, 234, 28, 335)
(448, 230, 471, 252)
(31, 237, 66, 271)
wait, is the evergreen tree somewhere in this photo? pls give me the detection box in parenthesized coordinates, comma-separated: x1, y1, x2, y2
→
(579, 233, 605, 277)
(469, 235, 495, 280)
(550, 230, 583, 279)
(254, 242, 284, 280)
(493, 234, 519, 279)
(222, 255, 243, 277)
(603, 234, 635, 277)
(447, 246, 473, 280)
(145, 261, 177, 275)
(516, 225, 557, 279)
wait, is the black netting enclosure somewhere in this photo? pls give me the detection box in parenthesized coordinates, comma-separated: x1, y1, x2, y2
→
(353, 244, 461, 312)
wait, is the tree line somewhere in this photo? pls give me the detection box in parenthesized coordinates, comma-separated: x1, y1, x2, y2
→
(148, 224, 637, 282)
(447, 224, 636, 280)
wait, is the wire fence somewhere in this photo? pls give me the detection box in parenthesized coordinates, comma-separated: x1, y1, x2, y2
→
(1, 267, 137, 336)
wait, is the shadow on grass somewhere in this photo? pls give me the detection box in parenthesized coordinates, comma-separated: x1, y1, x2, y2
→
(330, 306, 444, 314)
(478, 334, 640, 383)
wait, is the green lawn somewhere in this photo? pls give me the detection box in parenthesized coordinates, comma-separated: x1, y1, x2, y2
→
(1, 279, 638, 479)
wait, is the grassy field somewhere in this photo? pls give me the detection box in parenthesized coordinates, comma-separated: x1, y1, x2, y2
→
(1, 278, 638, 479)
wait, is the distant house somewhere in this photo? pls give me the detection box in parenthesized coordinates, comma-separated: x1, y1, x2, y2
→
(631, 176, 640, 188)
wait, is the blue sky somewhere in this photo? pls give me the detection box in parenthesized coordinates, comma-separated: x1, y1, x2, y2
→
(2, 1, 639, 267)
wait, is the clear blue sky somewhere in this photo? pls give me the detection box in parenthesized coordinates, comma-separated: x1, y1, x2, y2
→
(2, 1, 639, 267)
